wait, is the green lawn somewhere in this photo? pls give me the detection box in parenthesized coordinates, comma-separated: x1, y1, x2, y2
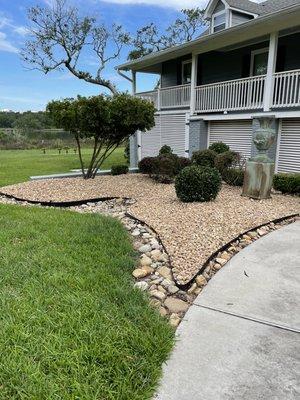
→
(0, 204, 174, 399)
(0, 147, 126, 187)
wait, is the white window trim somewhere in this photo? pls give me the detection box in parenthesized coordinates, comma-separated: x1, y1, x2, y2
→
(182, 59, 192, 84)
(250, 47, 269, 76)
(211, 10, 227, 33)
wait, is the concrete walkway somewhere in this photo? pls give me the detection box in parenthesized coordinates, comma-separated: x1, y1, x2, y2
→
(155, 221, 300, 400)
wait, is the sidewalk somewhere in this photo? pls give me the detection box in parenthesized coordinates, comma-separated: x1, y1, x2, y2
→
(155, 221, 300, 400)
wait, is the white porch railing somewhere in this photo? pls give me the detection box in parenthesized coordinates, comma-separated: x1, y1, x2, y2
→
(195, 75, 266, 113)
(160, 84, 191, 109)
(272, 69, 300, 108)
(136, 69, 300, 112)
(136, 90, 159, 108)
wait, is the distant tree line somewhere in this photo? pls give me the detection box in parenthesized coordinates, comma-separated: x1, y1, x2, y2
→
(0, 111, 54, 132)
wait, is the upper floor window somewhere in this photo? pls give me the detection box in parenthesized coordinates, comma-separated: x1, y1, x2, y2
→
(212, 11, 226, 32)
(182, 60, 192, 84)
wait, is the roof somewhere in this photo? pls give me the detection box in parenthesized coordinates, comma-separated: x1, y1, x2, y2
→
(116, 2, 300, 73)
(228, 0, 300, 15)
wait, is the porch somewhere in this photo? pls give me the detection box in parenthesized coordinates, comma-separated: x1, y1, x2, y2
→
(137, 68, 300, 113)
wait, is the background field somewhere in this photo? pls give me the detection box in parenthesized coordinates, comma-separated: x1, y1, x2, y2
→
(0, 147, 126, 187)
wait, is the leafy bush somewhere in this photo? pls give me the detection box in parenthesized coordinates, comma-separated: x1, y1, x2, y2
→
(223, 168, 244, 187)
(153, 154, 179, 183)
(175, 166, 222, 203)
(138, 157, 157, 174)
(215, 150, 241, 174)
(273, 173, 300, 195)
(111, 164, 129, 176)
(176, 157, 192, 173)
(159, 145, 173, 155)
(209, 142, 230, 154)
(192, 149, 217, 168)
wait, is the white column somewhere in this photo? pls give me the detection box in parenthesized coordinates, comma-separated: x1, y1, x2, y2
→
(190, 53, 198, 115)
(263, 32, 278, 112)
(132, 71, 137, 95)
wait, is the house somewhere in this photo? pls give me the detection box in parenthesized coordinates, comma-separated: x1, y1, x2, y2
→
(117, 0, 300, 174)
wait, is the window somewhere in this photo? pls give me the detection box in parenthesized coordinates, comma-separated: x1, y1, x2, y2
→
(250, 48, 269, 76)
(182, 60, 192, 84)
(212, 12, 226, 33)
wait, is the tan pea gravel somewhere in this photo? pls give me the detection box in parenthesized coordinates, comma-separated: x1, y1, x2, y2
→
(1, 174, 299, 284)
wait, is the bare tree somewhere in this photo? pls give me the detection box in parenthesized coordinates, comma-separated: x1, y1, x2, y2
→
(21, 0, 130, 94)
(129, 8, 207, 60)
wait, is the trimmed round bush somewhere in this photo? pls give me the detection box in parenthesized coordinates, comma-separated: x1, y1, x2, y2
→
(176, 157, 192, 173)
(138, 157, 157, 174)
(273, 173, 300, 195)
(215, 150, 241, 174)
(111, 164, 129, 176)
(192, 149, 217, 168)
(175, 165, 222, 203)
(159, 145, 173, 155)
(153, 154, 178, 183)
(223, 168, 244, 187)
(209, 141, 230, 154)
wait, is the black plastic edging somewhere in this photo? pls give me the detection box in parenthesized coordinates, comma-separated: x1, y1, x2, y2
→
(0, 192, 128, 208)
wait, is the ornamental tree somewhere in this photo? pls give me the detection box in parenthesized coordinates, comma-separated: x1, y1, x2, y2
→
(47, 94, 155, 179)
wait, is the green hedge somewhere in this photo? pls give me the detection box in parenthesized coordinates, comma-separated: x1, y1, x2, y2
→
(192, 149, 217, 168)
(273, 173, 300, 195)
(175, 166, 222, 203)
(111, 164, 129, 176)
(209, 141, 229, 154)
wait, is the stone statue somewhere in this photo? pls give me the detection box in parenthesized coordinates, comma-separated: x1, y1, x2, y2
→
(242, 117, 276, 199)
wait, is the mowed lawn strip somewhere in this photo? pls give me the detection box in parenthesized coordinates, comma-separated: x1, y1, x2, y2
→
(0, 147, 126, 187)
(0, 204, 174, 399)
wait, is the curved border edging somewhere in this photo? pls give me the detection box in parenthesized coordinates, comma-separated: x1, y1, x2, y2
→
(0, 192, 129, 208)
(0, 191, 298, 291)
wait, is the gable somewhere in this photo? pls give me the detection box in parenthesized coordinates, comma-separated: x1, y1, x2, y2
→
(214, 0, 226, 13)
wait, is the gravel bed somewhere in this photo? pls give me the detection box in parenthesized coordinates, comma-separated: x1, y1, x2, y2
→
(1, 174, 299, 284)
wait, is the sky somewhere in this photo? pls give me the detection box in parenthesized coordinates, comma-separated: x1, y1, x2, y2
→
(0, 0, 211, 111)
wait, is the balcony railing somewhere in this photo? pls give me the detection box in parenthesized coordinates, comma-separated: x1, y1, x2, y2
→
(160, 84, 191, 108)
(195, 75, 265, 113)
(273, 69, 300, 108)
(136, 69, 300, 112)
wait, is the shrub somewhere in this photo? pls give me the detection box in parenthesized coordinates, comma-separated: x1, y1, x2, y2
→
(153, 154, 179, 183)
(192, 149, 217, 168)
(176, 157, 192, 173)
(111, 164, 129, 176)
(215, 150, 241, 174)
(124, 141, 130, 162)
(138, 157, 157, 174)
(175, 166, 222, 203)
(159, 145, 173, 155)
(223, 168, 244, 187)
(273, 173, 300, 195)
(209, 142, 230, 154)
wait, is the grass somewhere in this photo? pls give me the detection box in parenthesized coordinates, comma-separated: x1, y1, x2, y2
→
(0, 147, 126, 187)
(0, 204, 174, 399)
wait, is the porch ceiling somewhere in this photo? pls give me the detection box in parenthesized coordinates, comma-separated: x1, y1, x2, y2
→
(117, 4, 300, 74)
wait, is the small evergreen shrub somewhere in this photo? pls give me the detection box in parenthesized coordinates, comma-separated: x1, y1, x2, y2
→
(215, 150, 241, 174)
(175, 166, 222, 203)
(159, 145, 173, 155)
(124, 141, 130, 162)
(111, 164, 129, 176)
(273, 173, 300, 195)
(153, 154, 179, 183)
(176, 157, 192, 173)
(223, 168, 244, 187)
(209, 142, 230, 154)
(138, 157, 157, 174)
(192, 149, 217, 168)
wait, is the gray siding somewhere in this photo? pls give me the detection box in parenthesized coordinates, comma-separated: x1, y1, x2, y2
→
(214, 0, 225, 13)
(231, 11, 253, 26)
(189, 119, 208, 156)
(129, 133, 138, 168)
(251, 118, 278, 162)
(161, 55, 192, 88)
